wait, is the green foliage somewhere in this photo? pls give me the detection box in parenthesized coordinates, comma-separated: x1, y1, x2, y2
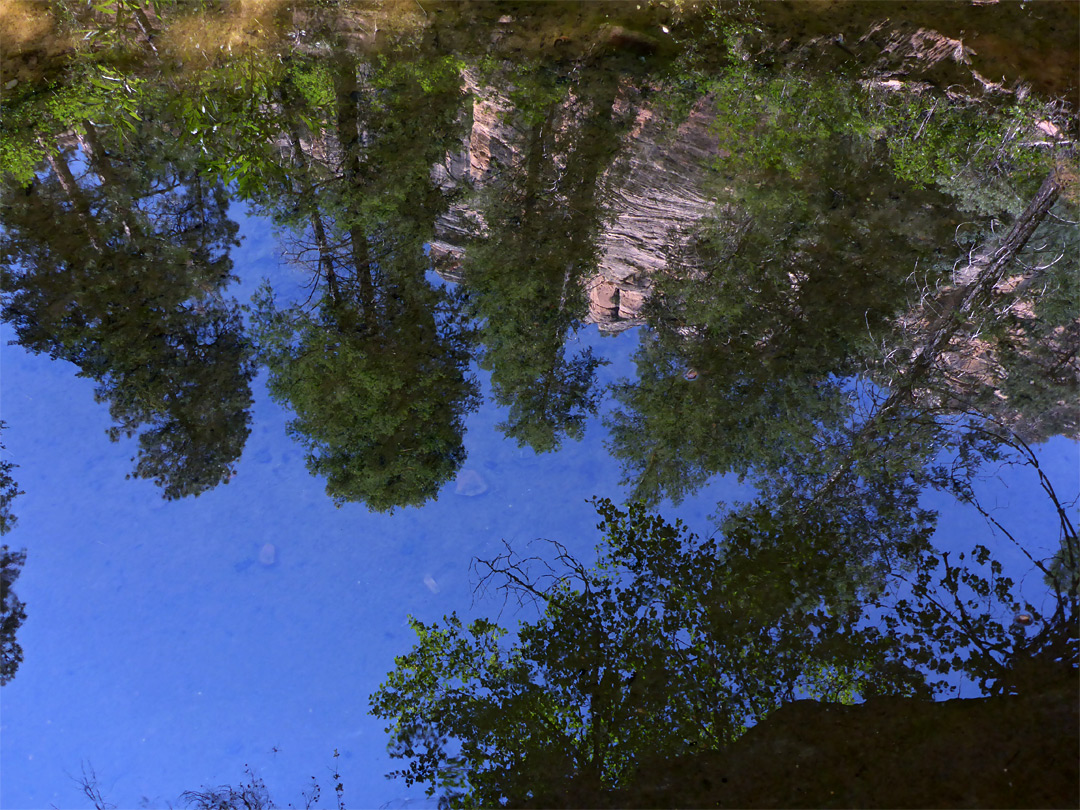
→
(168, 53, 295, 190)
(709, 63, 870, 178)
(506, 64, 570, 129)
(494, 348, 606, 454)
(79, 0, 164, 50)
(334, 51, 466, 224)
(701, 45, 1054, 215)
(286, 59, 336, 112)
(606, 334, 853, 506)
(373, 53, 466, 96)
(607, 130, 960, 506)
(649, 0, 766, 127)
(473, 56, 569, 130)
(245, 48, 477, 512)
(868, 89, 1055, 213)
(371, 496, 930, 806)
(900, 194, 1080, 443)
(872, 91, 1049, 200)
(467, 165, 607, 454)
(52, 69, 144, 124)
(252, 276, 478, 513)
(0, 427, 23, 537)
(1, 121, 254, 500)
(0, 545, 28, 686)
(463, 64, 626, 454)
(0, 126, 46, 188)
(879, 545, 1043, 694)
(1044, 539, 1080, 599)
(658, 1, 1061, 223)
(371, 613, 537, 806)
(373, 415, 1076, 803)
(0, 64, 145, 184)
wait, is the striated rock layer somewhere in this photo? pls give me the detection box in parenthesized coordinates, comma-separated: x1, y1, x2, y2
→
(429, 71, 722, 333)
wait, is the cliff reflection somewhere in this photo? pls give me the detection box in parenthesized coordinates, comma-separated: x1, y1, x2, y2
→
(4, 1, 1075, 515)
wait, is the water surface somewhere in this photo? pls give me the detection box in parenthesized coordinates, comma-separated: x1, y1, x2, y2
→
(1, 2, 1077, 807)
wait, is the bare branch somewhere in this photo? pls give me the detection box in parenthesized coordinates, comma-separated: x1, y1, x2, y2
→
(70, 762, 116, 810)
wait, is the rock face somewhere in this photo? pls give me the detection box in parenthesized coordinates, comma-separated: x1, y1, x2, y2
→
(587, 92, 719, 331)
(430, 72, 722, 333)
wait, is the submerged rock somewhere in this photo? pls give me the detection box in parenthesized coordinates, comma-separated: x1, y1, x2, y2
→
(454, 469, 488, 497)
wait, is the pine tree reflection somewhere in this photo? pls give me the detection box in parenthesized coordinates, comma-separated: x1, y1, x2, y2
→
(251, 50, 479, 512)
(462, 62, 633, 453)
(1, 127, 254, 500)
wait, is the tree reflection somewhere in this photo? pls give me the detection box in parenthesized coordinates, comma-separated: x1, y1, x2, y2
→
(604, 97, 962, 506)
(461, 61, 632, 453)
(607, 17, 1076, 508)
(0, 545, 27, 686)
(0, 426, 26, 686)
(251, 49, 480, 511)
(0, 425, 22, 538)
(372, 417, 1077, 806)
(0, 125, 254, 500)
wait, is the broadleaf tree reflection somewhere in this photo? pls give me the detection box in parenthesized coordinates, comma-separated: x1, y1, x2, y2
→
(372, 437, 1077, 807)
